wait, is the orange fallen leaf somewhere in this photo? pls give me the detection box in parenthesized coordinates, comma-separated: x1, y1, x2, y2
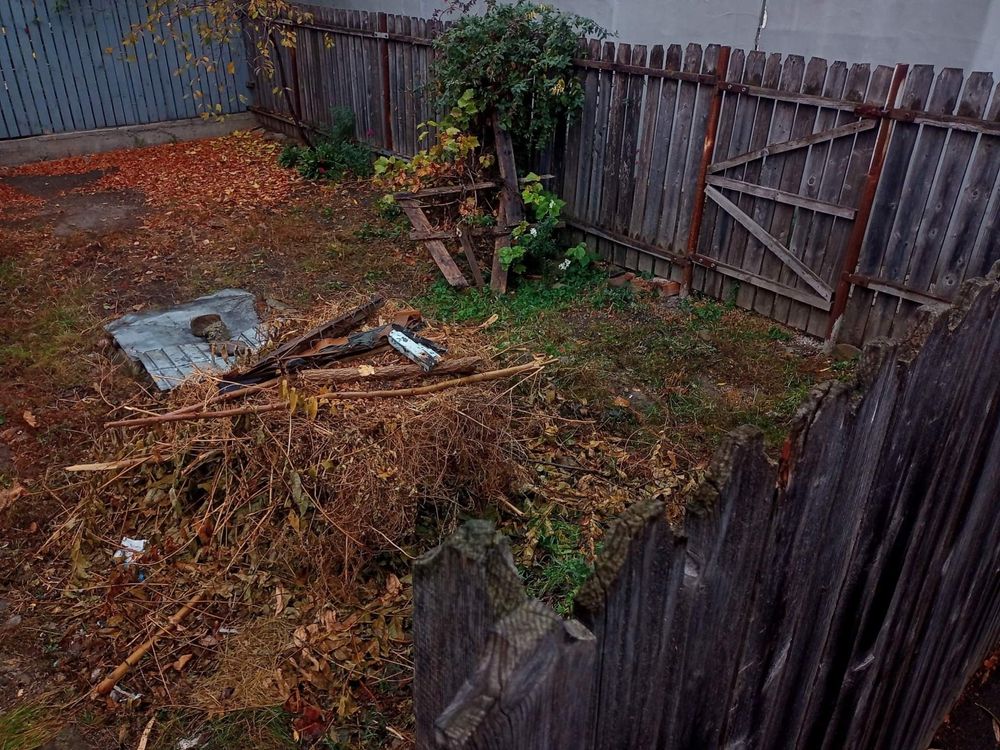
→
(22, 410, 37, 428)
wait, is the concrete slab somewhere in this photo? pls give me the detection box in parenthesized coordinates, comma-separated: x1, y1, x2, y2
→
(0, 113, 259, 168)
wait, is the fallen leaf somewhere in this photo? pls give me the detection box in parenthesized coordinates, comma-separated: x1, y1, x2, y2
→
(0, 484, 24, 513)
(22, 410, 37, 428)
(173, 653, 194, 671)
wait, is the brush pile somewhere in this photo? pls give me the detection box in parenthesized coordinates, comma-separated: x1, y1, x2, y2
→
(54, 295, 546, 731)
(82, 295, 546, 575)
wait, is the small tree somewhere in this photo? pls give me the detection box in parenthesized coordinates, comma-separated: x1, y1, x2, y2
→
(124, 1, 318, 142)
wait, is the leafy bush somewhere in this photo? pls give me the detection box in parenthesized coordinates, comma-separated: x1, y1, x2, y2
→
(432, 1, 605, 152)
(276, 107, 373, 181)
(501, 173, 590, 274)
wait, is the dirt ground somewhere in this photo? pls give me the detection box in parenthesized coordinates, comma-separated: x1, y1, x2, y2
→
(0, 131, 992, 749)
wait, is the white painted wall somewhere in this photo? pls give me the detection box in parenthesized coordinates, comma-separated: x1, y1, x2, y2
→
(316, 0, 1000, 73)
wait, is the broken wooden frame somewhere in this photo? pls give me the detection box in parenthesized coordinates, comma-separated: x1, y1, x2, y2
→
(413, 264, 1000, 749)
(395, 124, 536, 292)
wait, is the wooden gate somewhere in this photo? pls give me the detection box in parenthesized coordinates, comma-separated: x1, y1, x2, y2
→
(690, 55, 904, 337)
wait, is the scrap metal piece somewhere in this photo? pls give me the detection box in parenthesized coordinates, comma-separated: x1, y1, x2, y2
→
(388, 328, 444, 371)
(105, 289, 265, 391)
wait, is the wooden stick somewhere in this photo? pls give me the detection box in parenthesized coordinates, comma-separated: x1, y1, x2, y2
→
(321, 360, 550, 398)
(106, 403, 285, 429)
(106, 361, 550, 429)
(299, 356, 482, 384)
(92, 589, 206, 698)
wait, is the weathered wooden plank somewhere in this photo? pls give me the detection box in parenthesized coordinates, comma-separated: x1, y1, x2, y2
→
(803, 62, 872, 336)
(627, 45, 666, 240)
(490, 116, 524, 293)
(696, 47, 745, 297)
(768, 56, 829, 324)
(676, 44, 722, 270)
(845, 66, 943, 342)
(706, 185, 832, 300)
(743, 54, 804, 316)
(826, 64, 894, 343)
(574, 501, 685, 750)
(0, 5, 35, 136)
(729, 53, 782, 311)
(413, 521, 527, 748)
(5, 0, 62, 133)
(707, 174, 855, 219)
(922, 74, 998, 296)
(40, 0, 90, 131)
(435, 600, 595, 750)
(705, 49, 761, 301)
(583, 42, 616, 259)
(614, 45, 647, 267)
(692, 253, 833, 309)
(638, 44, 682, 243)
(458, 230, 485, 287)
(884, 71, 992, 340)
(599, 42, 632, 265)
(821, 273, 1000, 749)
(398, 200, 469, 289)
(708, 118, 876, 173)
(783, 60, 849, 331)
(654, 44, 703, 256)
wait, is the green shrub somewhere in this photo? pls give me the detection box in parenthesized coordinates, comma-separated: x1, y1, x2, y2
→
(276, 107, 373, 181)
(432, 1, 605, 152)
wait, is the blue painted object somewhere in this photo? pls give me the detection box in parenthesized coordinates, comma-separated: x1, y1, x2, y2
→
(0, 0, 249, 140)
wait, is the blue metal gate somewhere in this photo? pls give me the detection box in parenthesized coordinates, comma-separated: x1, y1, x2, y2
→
(0, 0, 248, 139)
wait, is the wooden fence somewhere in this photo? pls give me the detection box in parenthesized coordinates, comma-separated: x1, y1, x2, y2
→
(0, 0, 248, 139)
(251, 6, 1000, 346)
(412, 263, 1000, 749)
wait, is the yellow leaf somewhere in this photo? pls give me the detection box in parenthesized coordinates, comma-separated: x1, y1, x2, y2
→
(226, 61, 236, 75)
(22, 410, 37, 427)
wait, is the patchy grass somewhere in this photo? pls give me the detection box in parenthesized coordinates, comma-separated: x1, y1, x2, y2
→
(0, 702, 60, 750)
(522, 513, 592, 615)
(150, 707, 296, 750)
(418, 276, 828, 455)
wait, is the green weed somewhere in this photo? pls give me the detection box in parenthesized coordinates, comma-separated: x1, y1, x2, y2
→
(0, 703, 60, 750)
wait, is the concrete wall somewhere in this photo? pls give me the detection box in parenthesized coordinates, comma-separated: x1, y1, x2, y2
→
(313, 0, 1000, 73)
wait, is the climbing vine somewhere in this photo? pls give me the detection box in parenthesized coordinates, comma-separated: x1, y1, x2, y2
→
(431, 0, 606, 152)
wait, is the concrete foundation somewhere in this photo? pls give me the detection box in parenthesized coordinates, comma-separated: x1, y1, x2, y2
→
(0, 112, 259, 168)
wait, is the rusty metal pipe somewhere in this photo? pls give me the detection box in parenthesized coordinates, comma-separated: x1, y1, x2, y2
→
(684, 46, 732, 291)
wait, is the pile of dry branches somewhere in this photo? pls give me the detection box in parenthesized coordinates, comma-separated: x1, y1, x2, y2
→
(50, 296, 546, 719)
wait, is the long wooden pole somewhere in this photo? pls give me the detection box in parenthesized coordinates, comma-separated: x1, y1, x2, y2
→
(92, 589, 206, 698)
(105, 361, 549, 429)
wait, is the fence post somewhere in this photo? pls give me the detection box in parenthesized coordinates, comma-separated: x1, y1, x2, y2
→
(683, 46, 731, 292)
(826, 63, 909, 339)
(377, 13, 394, 152)
(412, 520, 527, 748)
